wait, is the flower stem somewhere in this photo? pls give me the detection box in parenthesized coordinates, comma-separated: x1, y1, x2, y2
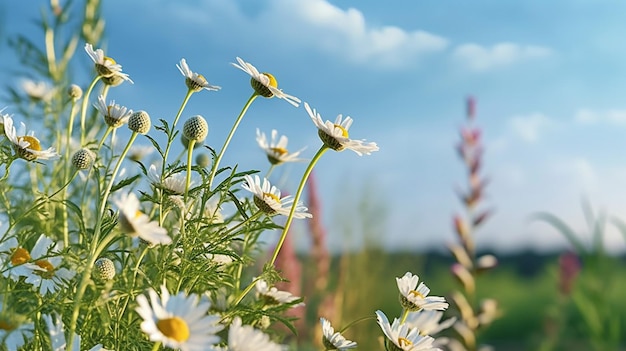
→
(79, 75, 102, 145)
(269, 145, 328, 266)
(162, 89, 193, 174)
(208, 93, 257, 190)
(339, 315, 377, 334)
(233, 276, 263, 306)
(184, 139, 196, 205)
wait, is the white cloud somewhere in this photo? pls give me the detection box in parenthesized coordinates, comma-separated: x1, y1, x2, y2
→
(453, 42, 553, 72)
(574, 108, 626, 126)
(157, 0, 448, 69)
(509, 113, 555, 143)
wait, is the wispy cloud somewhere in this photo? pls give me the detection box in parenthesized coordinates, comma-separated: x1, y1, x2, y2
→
(509, 113, 555, 143)
(574, 108, 626, 126)
(453, 42, 553, 72)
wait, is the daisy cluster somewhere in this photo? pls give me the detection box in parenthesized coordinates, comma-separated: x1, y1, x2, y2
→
(0, 4, 461, 350)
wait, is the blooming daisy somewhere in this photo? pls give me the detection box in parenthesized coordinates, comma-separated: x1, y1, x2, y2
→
(44, 313, 108, 351)
(0, 303, 34, 351)
(405, 311, 456, 336)
(113, 192, 172, 245)
(3, 115, 60, 161)
(376, 310, 440, 351)
(305, 103, 379, 156)
(147, 164, 190, 195)
(135, 285, 223, 351)
(84, 43, 133, 83)
(23, 235, 76, 296)
(396, 272, 448, 312)
(0, 236, 42, 281)
(256, 129, 305, 165)
(177, 58, 221, 92)
(226, 317, 284, 351)
(231, 57, 300, 107)
(21, 79, 54, 101)
(241, 175, 311, 219)
(320, 318, 357, 350)
(255, 278, 303, 306)
(93, 95, 133, 128)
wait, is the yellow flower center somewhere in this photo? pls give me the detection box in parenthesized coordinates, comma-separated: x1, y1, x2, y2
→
(333, 124, 349, 138)
(262, 73, 278, 88)
(263, 192, 281, 203)
(104, 56, 117, 65)
(18, 136, 42, 151)
(157, 317, 190, 342)
(409, 290, 425, 299)
(11, 247, 30, 265)
(0, 319, 16, 331)
(35, 259, 56, 278)
(398, 337, 412, 347)
(270, 147, 288, 156)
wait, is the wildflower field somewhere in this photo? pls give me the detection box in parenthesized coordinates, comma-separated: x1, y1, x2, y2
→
(1, 1, 626, 351)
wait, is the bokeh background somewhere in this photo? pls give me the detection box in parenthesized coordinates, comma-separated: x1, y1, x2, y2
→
(2, 1, 626, 349)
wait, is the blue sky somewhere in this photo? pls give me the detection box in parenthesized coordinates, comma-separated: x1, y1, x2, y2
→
(3, 0, 626, 253)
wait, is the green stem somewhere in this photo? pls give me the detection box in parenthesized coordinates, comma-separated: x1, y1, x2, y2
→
(265, 164, 276, 179)
(80, 75, 102, 145)
(233, 276, 263, 306)
(269, 145, 328, 266)
(162, 89, 193, 174)
(208, 93, 258, 190)
(400, 309, 410, 324)
(184, 140, 196, 205)
(338, 315, 377, 334)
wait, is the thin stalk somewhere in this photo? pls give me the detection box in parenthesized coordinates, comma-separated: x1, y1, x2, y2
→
(269, 145, 328, 266)
(208, 93, 258, 190)
(80, 76, 102, 145)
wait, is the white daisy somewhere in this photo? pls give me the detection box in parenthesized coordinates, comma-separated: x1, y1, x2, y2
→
(135, 285, 223, 351)
(113, 192, 172, 245)
(84, 43, 133, 83)
(256, 129, 305, 165)
(177, 58, 221, 92)
(305, 102, 379, 156)
(44, 313, 108, 351)
(255, 278, 303, 306)
(148, 164, 190, 195)
(241, 175, 311, 219)
(231, 57, 300, 107)
(376, 310, 440, 351)
(0, 236, 42, 281)
(405, 311, 456, 336)
(320, 318, 357, 350)
(21, 79, 55, 101)
(3, 115, 60, 161)
(396, 272, 448, 312)
(23, 235, 76, 296)
(226, 317, 284, 351)
(93, 95, 133, 128)
(0, 303, 34, 351)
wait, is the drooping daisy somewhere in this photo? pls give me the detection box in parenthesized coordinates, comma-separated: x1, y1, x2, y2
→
(177, 58, 221, 93)
(405, 310, 456, 336)
(44, 313, 108, 351)
(84, 43, 133, 83)
(93, 95, 133, 128)
(148, 164, 190, 195)
(255, 278, 303, 307)
(241, 175, 311, 219)
(135, 285, 223, 351)
(113, 192, 172, 245)
(3, 115, 60, 161)
(320, 318, 357, 350)
(231, 57, 300, 107)
(21, 79, 54, 101)
(0, 303, 34, 351)
(0, 236, 42, 281)
(23, 235, 76, 296)
(256, 129, 305, 165)
(376, 310, 440, 351)
(226, 317, 284, 351)
(305, 103, 379, 156)
(396, 272, 448, 312)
